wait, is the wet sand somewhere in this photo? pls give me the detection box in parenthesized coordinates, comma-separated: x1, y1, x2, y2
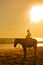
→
(0, 47, 43, 65)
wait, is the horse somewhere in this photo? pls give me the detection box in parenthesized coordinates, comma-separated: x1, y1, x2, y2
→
(14, 38, 37, 64)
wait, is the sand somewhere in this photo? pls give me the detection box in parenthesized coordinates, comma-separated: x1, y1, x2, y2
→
(0, 47, 43, 65)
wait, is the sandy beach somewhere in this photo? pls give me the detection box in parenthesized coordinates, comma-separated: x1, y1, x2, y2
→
(0, 46, 43, 65)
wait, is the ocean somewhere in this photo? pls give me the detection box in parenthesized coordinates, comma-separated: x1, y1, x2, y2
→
(0, 38, 43, 49)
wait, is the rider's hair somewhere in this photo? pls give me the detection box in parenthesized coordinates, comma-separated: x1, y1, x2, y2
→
(27, 29, 30, 32)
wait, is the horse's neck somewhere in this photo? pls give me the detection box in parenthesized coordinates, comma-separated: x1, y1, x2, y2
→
(16, 38, 24, 45)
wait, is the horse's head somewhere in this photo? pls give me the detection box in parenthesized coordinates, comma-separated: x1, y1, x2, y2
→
(14, 39, 18, 47)
(14, 38, 23, 47)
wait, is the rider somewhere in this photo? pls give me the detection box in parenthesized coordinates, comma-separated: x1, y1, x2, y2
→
(26, 29, 31, 39)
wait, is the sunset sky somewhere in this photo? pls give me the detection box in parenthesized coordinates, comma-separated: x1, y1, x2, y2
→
(0, 0, 43, 38)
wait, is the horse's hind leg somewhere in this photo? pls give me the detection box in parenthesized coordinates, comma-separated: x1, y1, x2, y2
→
(34, 43, 37, 65)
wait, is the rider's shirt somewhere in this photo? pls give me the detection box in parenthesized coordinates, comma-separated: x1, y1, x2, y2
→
(26, 32, 31, 39)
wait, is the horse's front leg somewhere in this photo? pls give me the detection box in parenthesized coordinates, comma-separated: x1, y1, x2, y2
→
(23, 47, 26, 60)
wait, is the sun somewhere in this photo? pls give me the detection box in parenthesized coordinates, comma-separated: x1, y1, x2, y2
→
(30, 5, 43, 22)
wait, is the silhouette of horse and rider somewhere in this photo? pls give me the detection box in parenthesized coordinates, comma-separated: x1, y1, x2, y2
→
(14, 29, 37, 65)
